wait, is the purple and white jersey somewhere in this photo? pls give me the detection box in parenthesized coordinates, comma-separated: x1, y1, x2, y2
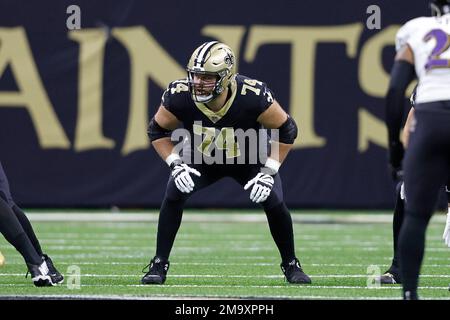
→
(396, 14, 450, 104)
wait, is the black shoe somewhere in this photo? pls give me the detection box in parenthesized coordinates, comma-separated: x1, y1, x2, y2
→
(280, 258, 312, 284)
(141, 256, 170, 285)
(42, 254, 64, 284)
(378, 265, 401, 284)
(26, 261, 55, 287)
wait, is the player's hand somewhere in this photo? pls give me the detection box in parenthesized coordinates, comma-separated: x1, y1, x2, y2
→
(244, 173, 274, 203)
(170, 163, 201, 193)
(388, 141, 404, 181)
(443, 212, 450, 247)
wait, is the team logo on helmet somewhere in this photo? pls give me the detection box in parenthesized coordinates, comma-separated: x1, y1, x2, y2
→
(224, 52, 234, 66)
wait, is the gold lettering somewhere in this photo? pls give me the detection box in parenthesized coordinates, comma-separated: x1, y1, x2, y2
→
(69, 29, 115, 151)
(358, 26, 415, 152)
(245, 24, 363, 148)
(359, 26, 398, 97)
(358, 108, 387, 152)
(0, 27, 69, 148)
(113, 27, 185, 155)
(201, 25, 246, 70)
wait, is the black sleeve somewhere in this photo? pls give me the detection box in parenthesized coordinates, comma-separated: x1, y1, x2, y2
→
(257, 82, 275, 115)
(385, 60, 416, 144)
(160, 81, 189, 120)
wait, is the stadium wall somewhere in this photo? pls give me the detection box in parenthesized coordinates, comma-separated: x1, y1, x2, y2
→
(0, 0, 427, 208)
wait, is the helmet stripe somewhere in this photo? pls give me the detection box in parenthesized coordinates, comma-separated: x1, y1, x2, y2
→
(193, 42, 208, 67)
(195, 41, 219, 68)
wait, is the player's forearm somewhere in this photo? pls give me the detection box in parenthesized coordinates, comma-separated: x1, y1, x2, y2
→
(152, 138, 177, 163)
(260, 142, 293, 176)
(268, 141, 292, 164)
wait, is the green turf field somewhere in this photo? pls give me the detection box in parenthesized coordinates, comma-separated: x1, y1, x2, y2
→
(0, 211, 448, 300)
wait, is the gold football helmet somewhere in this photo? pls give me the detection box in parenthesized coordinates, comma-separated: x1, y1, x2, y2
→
(186, 41, 236, 103)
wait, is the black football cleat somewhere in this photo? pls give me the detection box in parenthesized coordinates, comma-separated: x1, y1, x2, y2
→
(42, 254, 64, 284)
(141, 256, 170, 285)
(378, 265, 402, 284)
(281, 258, 312, 284)
(26, 261, 55, 287)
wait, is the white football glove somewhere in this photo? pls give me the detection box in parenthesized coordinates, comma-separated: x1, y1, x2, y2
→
(171, 163, 201, 193)
(443, 212, 450, 247)
(244, 172, 274, 203)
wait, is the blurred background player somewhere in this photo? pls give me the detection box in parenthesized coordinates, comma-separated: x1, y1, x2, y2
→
(381, 87, 450, 285)
(0, 161, 63, 286)
(386, 0, 450, 299)
(142, 41, 311, 285)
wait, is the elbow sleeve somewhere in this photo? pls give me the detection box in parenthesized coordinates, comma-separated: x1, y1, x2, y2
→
(147, 118, 173, 142)
(277, 115, 298, 144)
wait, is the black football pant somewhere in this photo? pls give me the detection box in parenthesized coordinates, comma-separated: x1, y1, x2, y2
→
(0, 162, 43, 265)
(391, 178, 449, 269)
(398, 105, 450, 298)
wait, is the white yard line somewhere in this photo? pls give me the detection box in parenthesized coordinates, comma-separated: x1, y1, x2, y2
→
(0, 283, 447, 290)
(0, 273, 448, 279)
(2, 261, 449, 268)
(1, 293, 448, 300)
(24, 212, 447, 224)
(3, 245, 448, 253)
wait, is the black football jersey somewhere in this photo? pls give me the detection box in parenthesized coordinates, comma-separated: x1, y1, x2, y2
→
(160, 74, 275, 165)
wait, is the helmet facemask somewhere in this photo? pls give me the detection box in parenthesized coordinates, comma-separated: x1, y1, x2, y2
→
(187, 70, 229, 103)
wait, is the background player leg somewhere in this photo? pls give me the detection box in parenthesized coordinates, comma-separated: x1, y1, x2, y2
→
(11, 206, 43, 257)
(379, 182, 404, 284)
(0, 196, 56, 286)
(11, 205, 64, 283)
(0, 197, 41, 266)
(443, 182, 450, 247)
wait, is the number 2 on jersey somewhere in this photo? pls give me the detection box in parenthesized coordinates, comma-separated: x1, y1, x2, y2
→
(424, 29, 450, 71)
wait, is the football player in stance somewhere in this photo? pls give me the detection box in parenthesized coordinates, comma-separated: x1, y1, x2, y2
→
(385, 0, 450, 299)
(381, 88, 450, 285)
(0, 162, 63, 286)
(142, 41, 311, 285)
